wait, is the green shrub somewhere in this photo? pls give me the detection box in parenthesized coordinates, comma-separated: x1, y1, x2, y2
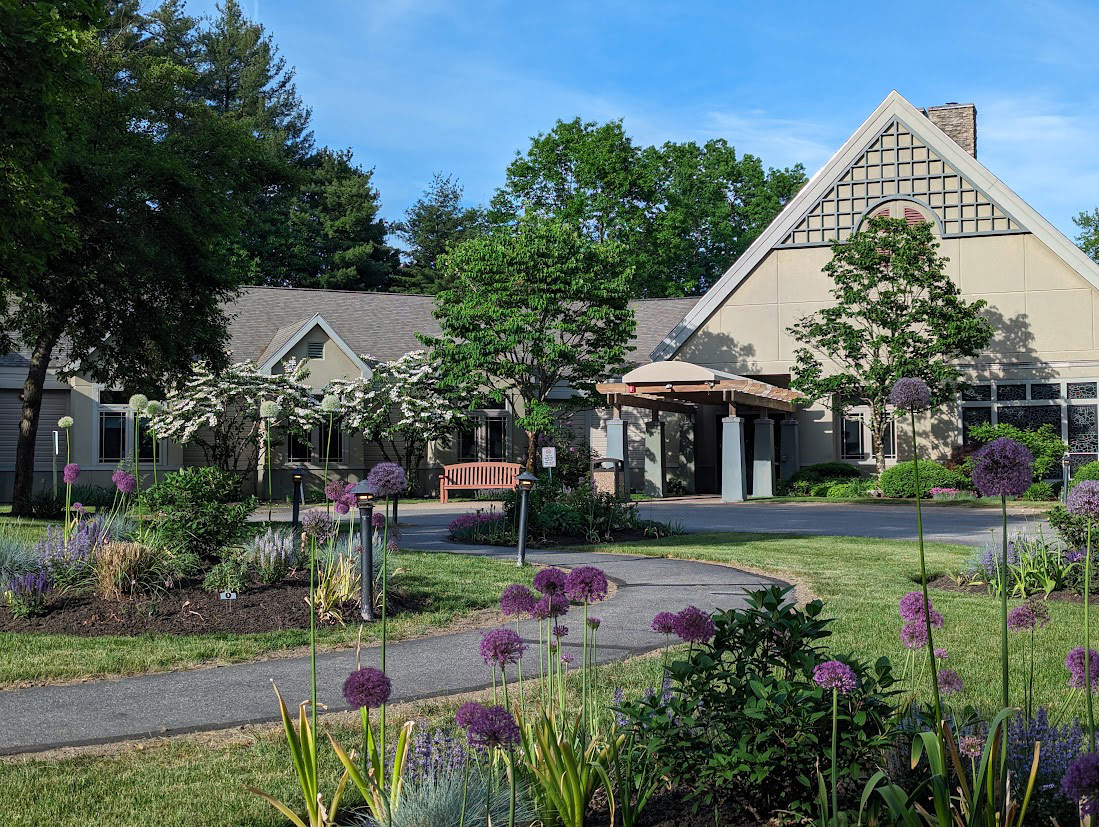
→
(28, 488, 64, 519)
(202, 557, 250, 594)
(783, 462, 865, 496)
(826, 481, 862, 498)
(141, 467, 256, 557)
(69, 483, 116, 509)
(879, 460, 967, 498)
(538, 502, 583, 536)
(1021, 481, 1056, 502)
(617, 586, 897, 816)
(1048, 504, 1088, 549)
(967, 422, 1066, 481)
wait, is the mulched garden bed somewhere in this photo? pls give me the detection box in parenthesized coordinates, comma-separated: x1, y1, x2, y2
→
(929, 573, 1086, 604)
(0, 571, 414, 637)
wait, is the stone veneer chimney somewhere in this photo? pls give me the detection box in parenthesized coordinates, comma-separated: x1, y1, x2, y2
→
(921, 102, 977, 158)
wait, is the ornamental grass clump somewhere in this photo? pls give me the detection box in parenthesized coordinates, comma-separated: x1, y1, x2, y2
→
(1068, 478, 1099, 751)
(972, 436, 1034, 711)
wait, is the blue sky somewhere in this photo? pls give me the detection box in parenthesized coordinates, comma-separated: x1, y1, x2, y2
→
(185, 0, 1099, 240)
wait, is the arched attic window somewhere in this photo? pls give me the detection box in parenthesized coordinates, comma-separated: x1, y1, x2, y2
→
(862, 200, 936, 232)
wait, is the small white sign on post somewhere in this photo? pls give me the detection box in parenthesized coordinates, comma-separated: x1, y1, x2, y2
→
(219, 591, 238, 601)
(541, 447, 557, 468)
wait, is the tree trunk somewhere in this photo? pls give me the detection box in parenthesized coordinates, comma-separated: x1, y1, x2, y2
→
(869, 405, 888, 478)
(11, 331, 60, 516)
(525, 430, 537, 472)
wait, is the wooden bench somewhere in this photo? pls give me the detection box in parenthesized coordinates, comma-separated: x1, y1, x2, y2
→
(439, 462, 521, 503)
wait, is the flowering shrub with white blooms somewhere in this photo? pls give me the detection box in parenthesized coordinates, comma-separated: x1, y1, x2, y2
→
(326, 350, 473, 492)
(147, 360, 321, 472)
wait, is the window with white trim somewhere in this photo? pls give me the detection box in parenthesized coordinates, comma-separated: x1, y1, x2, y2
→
(98, 410, 126, 463)
(842, 414, 864, 459)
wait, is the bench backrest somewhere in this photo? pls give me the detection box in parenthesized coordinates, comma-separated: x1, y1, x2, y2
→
(442, 462, 521, 487)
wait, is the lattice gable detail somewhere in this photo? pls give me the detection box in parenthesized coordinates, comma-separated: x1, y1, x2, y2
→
(778, 117, 1023, 247)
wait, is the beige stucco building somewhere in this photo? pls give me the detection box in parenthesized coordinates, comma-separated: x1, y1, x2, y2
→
(4, 91, 1098, 503)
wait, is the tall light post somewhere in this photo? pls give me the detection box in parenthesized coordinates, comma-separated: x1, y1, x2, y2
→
(351, 480, 376, 621)
(291, 466, 308, 534)
(516, 471, 537, 567)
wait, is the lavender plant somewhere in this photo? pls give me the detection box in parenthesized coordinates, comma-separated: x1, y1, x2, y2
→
(5, 570, 52, 618)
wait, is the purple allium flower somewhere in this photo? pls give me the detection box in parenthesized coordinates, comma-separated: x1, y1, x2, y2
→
(301, 509, 336, 543)
(673, 606, 716, 644)
(937, 668, 964, 695)
(500, 583, 536, 617)
(334, 499, 350, 515)
(366, 462, 408, 498)
(899, 591, 930, 622)
(63, 463, 80, 485)
(890, 377, 931, 411)
(371, 512, 386, 529)
(1069, 480, 1099, 519)
(971, 437, 1034, 498)
(552, 624, 568, 639)
(1066, 647, 1099, 691)
(651, 611, 677, 635)
(532, 567, 567, 595)
(901, 621, 930, 649)
(455, 701, 482, 729)
(387, 539, 399, 553)
(1062, 752, 1099, 817)
(480, 628, 526, 668)
(342, 667, 391, 709)
(71, 502, 85, 513)
(1007, 600, 1050, 631)
(812, 660, 857, 693)
(564, 566, 609, 603)
(934, 648, 948, 660)
(466, 704, 520, 750)
(112, 469, 136, 494)
(587, 616, 602, 630)
(561, 653, 574, 666)
(959, 734, 984, 759)
(532, 592, 569, 620)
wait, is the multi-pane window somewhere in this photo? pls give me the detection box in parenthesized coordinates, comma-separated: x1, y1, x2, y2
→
(486, 416, 506, 460)
(453, 413, 511, 461)
(319, 419, 344, 463)
(287, 432, 312, 462)
(959, 380, 1098, 473)
(457, 427, 477, 460)
(286, 420, 346, 464)
(98, 411, 126, 463)
(841, 414, 864, 459)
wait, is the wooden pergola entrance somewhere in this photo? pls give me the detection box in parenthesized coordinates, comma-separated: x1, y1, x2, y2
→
(596, 361, 804, 502)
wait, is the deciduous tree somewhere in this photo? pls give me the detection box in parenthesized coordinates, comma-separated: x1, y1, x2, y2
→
(788, 215, 993, 475)
(422, 216, 635, 470)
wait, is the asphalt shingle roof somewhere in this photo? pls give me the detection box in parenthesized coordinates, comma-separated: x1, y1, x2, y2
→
(227, 286, 697, 367)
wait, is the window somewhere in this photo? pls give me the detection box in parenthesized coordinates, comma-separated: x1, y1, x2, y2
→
(486, 416, 506, 460)
(882, 418, 896, 459)
(318, 419, 344, 463)
(288, 432, 312, 462)
(457, 426, 477, 460)
(307, 341, 324, 359)
(842, 414, 864, 459)
(137, 416, 156, 461)
(99, 411, 125, 463)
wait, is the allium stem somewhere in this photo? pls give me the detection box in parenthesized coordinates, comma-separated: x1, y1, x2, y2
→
(1001, 495, 1009, 711)
(63, 430, 71, 548)
(265, 426, 272, 525)
(1088, 517, 1096, 752)
(831, 686, 839, 826)
(307, 531, 317, 738)
(911, 411, 944, 738)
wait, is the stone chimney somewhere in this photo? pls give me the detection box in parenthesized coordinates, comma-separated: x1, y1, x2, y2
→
(921, 102, 977, 158)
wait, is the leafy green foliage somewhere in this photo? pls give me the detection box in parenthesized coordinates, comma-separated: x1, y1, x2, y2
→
(1022, 481, 1057, 502)
(141, 467, 256, 557)
(1075, 207, 1099, 264)
(617, 586, 897, 815)
(202, 557, 250, 595)
(424, 216, 635, 469)
(490, 117, 805, 297)
(966, 422, 1066, 481)
(879, 460, 968, 498)
(1047, 504, 1091, 550)
(393, 173, 487, 294)
(788, 216, 993, 473)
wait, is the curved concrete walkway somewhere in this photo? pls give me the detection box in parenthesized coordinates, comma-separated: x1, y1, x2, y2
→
(0, 540, 779, 755)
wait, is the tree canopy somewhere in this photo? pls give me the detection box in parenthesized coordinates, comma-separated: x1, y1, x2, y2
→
(787, 215, 993, 474)
(392, 174, 487, 294)
(422, 216, 635, 470)
(1075, 208, 1099, 264)
(490, 117, 806, 297)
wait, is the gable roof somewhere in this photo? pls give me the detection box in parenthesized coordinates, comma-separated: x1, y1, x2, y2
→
(256, 313, 372, 376)
(227, 286, 697, 367)
(651, 90, 1099, 361)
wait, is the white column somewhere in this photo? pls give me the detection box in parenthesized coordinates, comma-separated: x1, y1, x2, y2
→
(643, 418, 666, 497)
(721, 416, 746, 503)
(752, 416, 774, 498)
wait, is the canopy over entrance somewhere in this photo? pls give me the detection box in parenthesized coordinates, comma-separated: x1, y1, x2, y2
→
(597, 360, 802, 415)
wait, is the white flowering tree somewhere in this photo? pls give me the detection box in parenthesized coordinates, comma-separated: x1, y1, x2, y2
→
(147, 360, 321, 473)
(327, 350, 472, 493)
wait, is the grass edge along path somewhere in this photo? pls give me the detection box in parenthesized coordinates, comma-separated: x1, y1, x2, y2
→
(599, 531, 1086, 715)
(0, 550, 534, 687)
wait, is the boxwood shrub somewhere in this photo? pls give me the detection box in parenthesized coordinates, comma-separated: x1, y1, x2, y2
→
(879, 460, 968, 498)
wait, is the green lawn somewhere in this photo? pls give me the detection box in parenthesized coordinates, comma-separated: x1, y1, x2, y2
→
(598, 532, 1083, 714)
(1, 550, 533, 686)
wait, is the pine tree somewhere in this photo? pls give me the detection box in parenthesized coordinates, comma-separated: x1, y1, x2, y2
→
(393, 174, 486, 294)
